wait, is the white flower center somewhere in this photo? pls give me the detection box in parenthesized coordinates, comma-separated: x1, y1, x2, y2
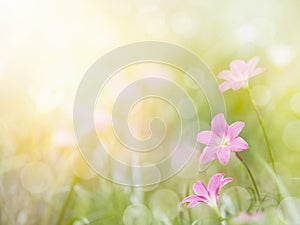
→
(220, 136, 230, 147)
(233, 72, 248, 82)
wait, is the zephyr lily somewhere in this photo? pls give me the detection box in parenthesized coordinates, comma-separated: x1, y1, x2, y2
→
(235, 211, 265, 224)
(197, 113, 248, 165)
(180, 173, 233, 214)
(218, 56, 265, 93)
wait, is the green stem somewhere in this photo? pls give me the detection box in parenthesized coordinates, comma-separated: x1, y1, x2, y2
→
(56, 176, 78, 225)
(244, 86, 280, 201)
(236, 153, 261, 201)
(212, 207, 226, 223)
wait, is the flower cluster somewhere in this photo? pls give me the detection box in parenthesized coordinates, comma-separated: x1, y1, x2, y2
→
(180, 56, 268, 223)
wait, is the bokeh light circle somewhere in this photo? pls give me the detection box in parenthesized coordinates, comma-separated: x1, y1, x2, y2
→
(252, 85, 271, 106)
(283, 120, 300, 151)
(149, 189, 180, 220)
(175, 148, 200, 179)
(71, 152, 97, 180)
(277, 197, 300, 225)
(20, 161, 53, 194)
(221, 186, 251, 215)
(73, 41, 225, 186)
(122, 204, 152, 225)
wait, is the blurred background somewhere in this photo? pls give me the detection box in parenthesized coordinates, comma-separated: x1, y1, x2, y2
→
(1, 0, 300, 224)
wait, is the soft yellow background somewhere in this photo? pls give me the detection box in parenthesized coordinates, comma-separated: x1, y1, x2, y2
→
(1, 0, 300, 224)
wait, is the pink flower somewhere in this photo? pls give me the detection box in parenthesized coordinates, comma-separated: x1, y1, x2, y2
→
(180, 173, 233, 209)
(197, 113, 248, 165)
(218, 56, 265, 93)
(235, 211, 265, 223)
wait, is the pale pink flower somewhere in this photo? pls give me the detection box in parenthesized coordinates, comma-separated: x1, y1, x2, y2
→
(235, 211, 265, 224)
(180, 173, 233, 209)
(218, 56, 265, 93)
(197, 113, 248, 165)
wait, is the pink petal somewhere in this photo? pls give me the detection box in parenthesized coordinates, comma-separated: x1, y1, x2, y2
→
(180, 195, 199, 206)
(207, 173, 225, 196)
(193, 181, 208, 196)
(228, 122, 245, 140)
(216, 147, 231, 165)
(219, 177, 233, 189)
(197, 131, 220, 145)
(199, 146, 218, 164)
(249, 67, 265, 78)
(207, 173, 233, 205)
(230, 137, 248, 151)
(247, 56, 259, 71)
(231, 80, 247, 90)
(180, 195, 208, 208)
(218, 70, 231, 80)
(230, 60, 247, 74)
(218, 81, 232, 93)
(236, 211, 264, 222)
(211, 113, 227, 137)
(187, 201, 201, 208)
(197, 131, 211, 144)
(216, 177, 233, 205)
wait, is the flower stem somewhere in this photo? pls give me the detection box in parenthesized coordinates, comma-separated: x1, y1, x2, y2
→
(55, 176, 78, 225)
(244, 86, 280, 201)
(235, 152, 261, 201)
(212, 206, 226, 222)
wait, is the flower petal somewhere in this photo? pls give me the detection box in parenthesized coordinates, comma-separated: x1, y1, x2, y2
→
(187, 201, 201, 208)
(197, 131, 211, 144)
(230, 60, 247, 74)
(219, 81, 232, 93)
(217, 177, 234, 205)
(218, 70, 231, 80)
(180, 195, 209, 208)
(216, 147, 231, 165)
(230, 137, 248, 151)
(193, 181, 208, 196)
(180, 195, 199, 205)
(247, 56, 259, 71)
(220, 177, 234, 190)
(207, 173, 233, 201)
(207, 173, 224, 196)
(199, 146, 218, 164)
(236, 211, 265, 222)
(231, 80, 247, 90)
(211, 113, 227, 137)
(197, 131, 220, 145)
(249, 67, 265, 78)
(228, 122, 245, 139)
